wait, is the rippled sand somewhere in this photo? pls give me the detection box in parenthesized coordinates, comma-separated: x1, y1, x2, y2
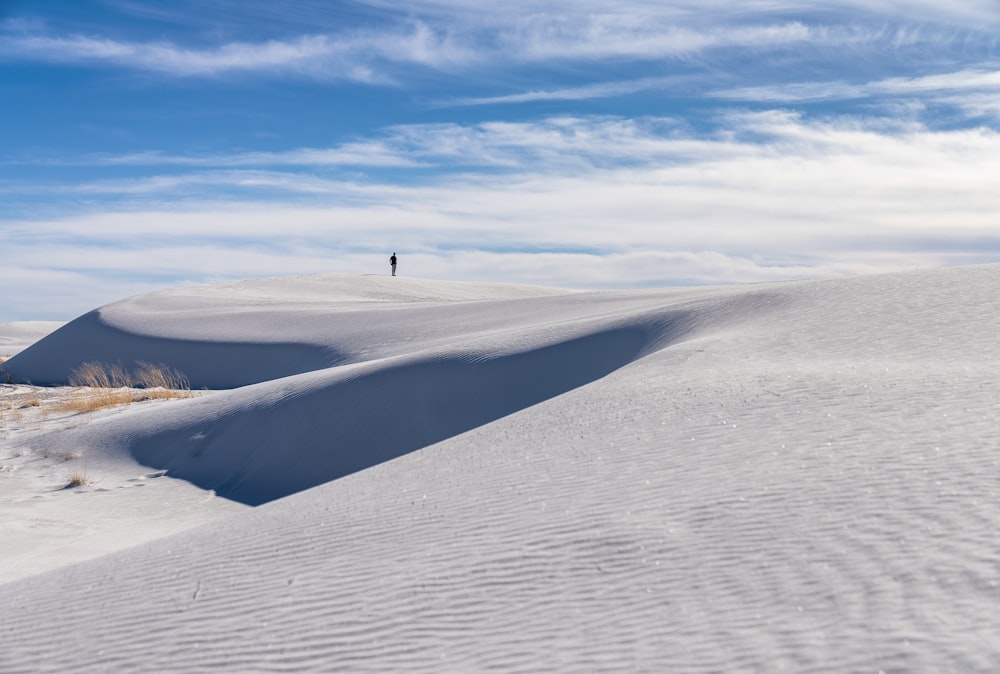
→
(2, 266, 998, 672)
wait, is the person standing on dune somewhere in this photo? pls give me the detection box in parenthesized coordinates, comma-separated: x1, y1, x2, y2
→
(390, 252, 397, 276)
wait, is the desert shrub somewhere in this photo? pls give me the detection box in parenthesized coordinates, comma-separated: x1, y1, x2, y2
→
(133, 361, 190, 399)
(20, 397, 42, 409)
(61, 361, 191, 412)
(40, 449, 79, 462)
(65, 362, 132, 410)
(6, 404, 22, 423)
(69, 361, 131, 389)
(65, 473, 91, 488)
(58, 395, 121, 414)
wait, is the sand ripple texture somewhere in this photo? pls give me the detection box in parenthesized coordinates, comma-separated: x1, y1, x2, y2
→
(1, 265, 999, 672)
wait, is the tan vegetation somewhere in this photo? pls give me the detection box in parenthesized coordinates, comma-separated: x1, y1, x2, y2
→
(59, 361, 191, 413)
(132, 361, 190, 398)
(40, 449, 79, 462)
(5, 403, 23, 423)
(64, 473, 92, 488)
(65, 362, 133, 411)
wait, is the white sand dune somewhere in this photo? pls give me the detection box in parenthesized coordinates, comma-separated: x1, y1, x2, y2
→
(0, 321, 63, 360)
(1, 266, 998, 672)
(2, 276, 578, 388)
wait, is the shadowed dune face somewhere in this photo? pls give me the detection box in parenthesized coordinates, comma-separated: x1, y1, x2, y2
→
(4, 274, 785, 506)
(130, 322, 680, 505)
(1, 311, 341, 388)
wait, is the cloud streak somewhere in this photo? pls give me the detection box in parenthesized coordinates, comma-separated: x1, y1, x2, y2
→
(4, 112, 998, 317)
(0, 21, 475, 81)
(4, 3, 987, 81)
(715, 67, 1000, 103)
(448, 77, 686, 106)
(16, 111, 999, 186)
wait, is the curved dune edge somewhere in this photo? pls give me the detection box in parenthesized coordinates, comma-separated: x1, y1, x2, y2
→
(2, 273, 575, 388)
(6, 274, 785, 506)
(128, 325, 670, 505)
(0, 321, 63, 359)
(2, 309, 341, 388)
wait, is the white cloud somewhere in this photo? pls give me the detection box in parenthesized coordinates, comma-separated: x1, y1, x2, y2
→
(21, 144, 423, 170)
(0, 22, 476, 80)
(66, 171, 361, 196)
(9, 113, 1000, 223)
(5, 0, 985, 81)
(829, 0, 1000, 29)
(10, 117, 738, 174)
(4, 112, 999, 318)
(4, 1, 999, 320)
(875, 69, 1000, 94)
(713, 67, 1000, 120)
(450, 77, 685, 106)
(493, 19, 820, 61)
(359, 0, 1000, 30)
(454, 66, 1000, 112)
(30, 111, 1000, 194)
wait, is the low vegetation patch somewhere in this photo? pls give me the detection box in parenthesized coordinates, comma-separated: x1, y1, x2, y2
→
(59, 361, 191, 413)
(64, 472, 92, 488)
(20, 396, 42, 409)
(131, 361, 190, 400)
(41, 449, 79, 462)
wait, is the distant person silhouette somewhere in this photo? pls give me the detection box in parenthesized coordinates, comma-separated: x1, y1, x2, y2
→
(390, 252, 397, 276)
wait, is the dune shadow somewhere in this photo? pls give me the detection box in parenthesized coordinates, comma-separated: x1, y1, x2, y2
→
(130, 321, 684, 505)
(3, 310, 339, 389)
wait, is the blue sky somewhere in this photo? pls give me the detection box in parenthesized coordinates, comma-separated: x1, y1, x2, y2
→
(2, 0, 999, 319)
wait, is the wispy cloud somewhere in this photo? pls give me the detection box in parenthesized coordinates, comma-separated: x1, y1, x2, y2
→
(448, 77, 686, 106)
(453, 66, 1000, 112)
(0, 21, 475, 81)
(359, 0, 1000, 31)
(66, 171, 363, 196)
(9, 112, 1000, 199)
(4, 112, 999, 317)
(86, 144, 424, 169)
(714, 66, 1000, 102)
(3, 0, 1000, 319)
(3, 4, 980, 81)
(9, 117, 725, 173)
(712, 66, 1000, 122)
(6, 116, 751, 178)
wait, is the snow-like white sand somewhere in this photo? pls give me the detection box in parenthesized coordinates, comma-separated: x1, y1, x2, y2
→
(0, 321, 63, 361)
(1, 267, 998, 672)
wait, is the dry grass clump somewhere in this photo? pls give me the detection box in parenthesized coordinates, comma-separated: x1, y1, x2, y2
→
(40, 449, 80, 462)
(132, 361, 190, 401)
(20, 396, 42, 409)
(5, 403, 23, 423)
(65, 362, 133, 411)
(64, 473, 92, 488)
(70, 361, 130, 388)
(60, 361, 191, 413)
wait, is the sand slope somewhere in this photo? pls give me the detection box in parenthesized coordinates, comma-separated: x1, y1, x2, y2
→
(2, 276, 574, 388)
(1, 267, 998, 672)
(0, 321, 62, 360)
